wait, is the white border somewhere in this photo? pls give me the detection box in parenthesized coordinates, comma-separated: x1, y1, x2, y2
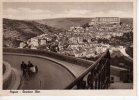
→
(0, 0, 137, 96)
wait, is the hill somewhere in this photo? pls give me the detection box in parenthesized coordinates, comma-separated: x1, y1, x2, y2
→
(120, 18, 133, 25)
(35, 18, 92, 30)
(3, 18, 64, 47)
(35, 18, 133, 30)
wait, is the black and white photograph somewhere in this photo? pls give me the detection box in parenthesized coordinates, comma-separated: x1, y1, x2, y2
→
(1, 0, 136, 96)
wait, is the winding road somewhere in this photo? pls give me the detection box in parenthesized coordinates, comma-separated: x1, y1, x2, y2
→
(4, 54, 77, 90)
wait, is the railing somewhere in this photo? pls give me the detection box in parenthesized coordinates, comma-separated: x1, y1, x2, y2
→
(65, 49, 110, 89)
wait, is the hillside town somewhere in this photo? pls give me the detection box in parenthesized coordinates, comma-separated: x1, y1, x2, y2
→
(18, 17, 133, 59)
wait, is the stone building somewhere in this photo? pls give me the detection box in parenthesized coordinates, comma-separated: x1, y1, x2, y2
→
(89, 17, 120, 25)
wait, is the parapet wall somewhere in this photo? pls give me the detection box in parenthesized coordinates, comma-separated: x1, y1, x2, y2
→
(3, 48, 129, 78)
(3, 48, 93, 68)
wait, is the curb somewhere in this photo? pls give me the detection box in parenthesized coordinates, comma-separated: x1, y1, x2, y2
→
(8, 68, 21, 90)
(3, 61, 12, 89)
(3, 61, 21, 90)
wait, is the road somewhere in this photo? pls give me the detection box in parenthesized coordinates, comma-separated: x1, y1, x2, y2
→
(4, 52, 132, 90)
(3, 54, 76, 90)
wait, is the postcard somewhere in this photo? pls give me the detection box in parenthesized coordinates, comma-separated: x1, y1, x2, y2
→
(0, 0, 136, 96)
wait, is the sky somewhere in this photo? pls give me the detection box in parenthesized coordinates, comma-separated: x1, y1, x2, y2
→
(3, 2, 133, 20)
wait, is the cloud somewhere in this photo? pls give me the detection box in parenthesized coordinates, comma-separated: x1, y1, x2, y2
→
(107, 10, 133, 17)
(65, 9, 90, 15)
(3, 8, 92, 19)
(86, 10, 133, 18)
(3, 8, 53, 19)
(53, 9, 91, 18)
(3, 7, 132, 20)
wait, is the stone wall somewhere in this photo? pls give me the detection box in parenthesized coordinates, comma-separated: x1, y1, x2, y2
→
(3, 48, 130, 78)
(3, 48, 93, 68)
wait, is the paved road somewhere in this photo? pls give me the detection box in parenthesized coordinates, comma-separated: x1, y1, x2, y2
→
(4, 54, 76, 90)
(109, 75, 133, 89)
(4, 53, 133, 89)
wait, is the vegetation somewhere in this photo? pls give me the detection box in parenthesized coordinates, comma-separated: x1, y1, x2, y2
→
(3, 18, 64, 47)
(126, 46, 133, 58)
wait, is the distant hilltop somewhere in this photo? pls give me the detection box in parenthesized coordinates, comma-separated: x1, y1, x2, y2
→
(3, 17, 133, 30)
(35, 17, 133, 30)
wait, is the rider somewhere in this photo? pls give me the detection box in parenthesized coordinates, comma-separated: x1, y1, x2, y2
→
(21, 61, 27, 77)
(27, 61, 34, 75)
(27, 61, 34, 68)
(35, 65, 38, 73)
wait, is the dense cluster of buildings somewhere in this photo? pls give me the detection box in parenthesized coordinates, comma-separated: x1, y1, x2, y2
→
(19, 17, 133, 58)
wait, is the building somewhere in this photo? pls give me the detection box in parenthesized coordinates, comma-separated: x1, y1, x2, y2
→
(77, 37, 84, 44)
(40, 39, 47, 45)
(30, 38, 39, 47)
(19, 42, 26, 48)
(69, 37, 78, 44)
(89, 17, 120, 25)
